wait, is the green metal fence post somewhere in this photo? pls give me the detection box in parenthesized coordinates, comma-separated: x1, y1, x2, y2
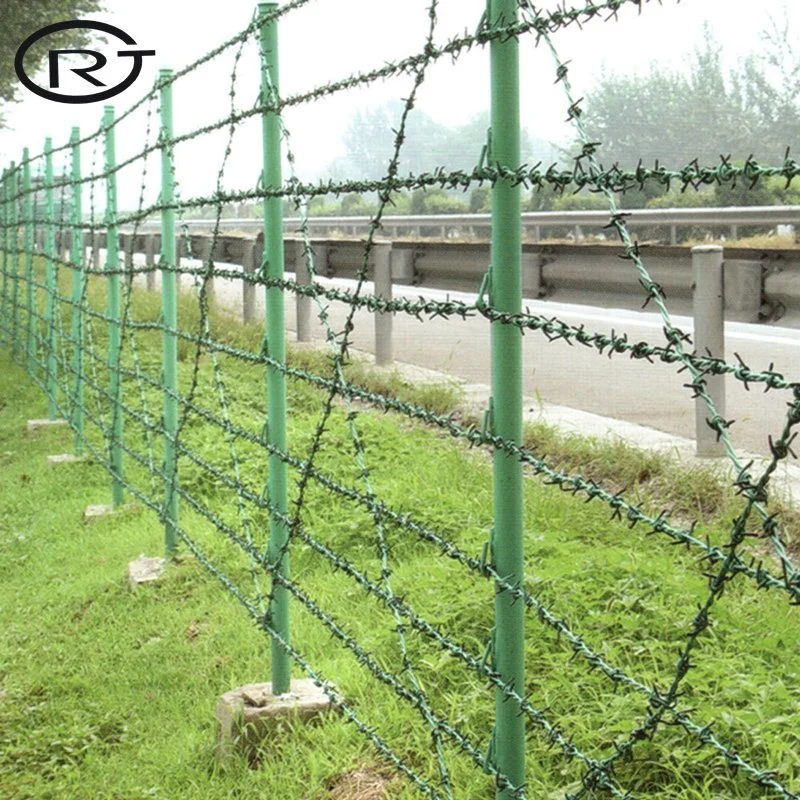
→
(159, 70, 179, 555)
(1, 167, 7, 346)
(259, 1, 291, 695)
(44, 138, 59, 420)
(9, 161, 20, 359)
(69, 128, 86, 455)
(22, 149, 35, 375)
(104, 108, 125, 504)
(489, 0, 526, 797)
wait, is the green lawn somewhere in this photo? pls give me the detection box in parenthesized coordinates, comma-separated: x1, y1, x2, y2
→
(0, 273, 798, 799)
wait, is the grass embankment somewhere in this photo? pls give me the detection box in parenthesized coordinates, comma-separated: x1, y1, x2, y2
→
(0, 268, 798, 800)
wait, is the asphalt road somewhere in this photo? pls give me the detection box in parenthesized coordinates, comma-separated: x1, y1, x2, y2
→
(139, 259, 800, 459)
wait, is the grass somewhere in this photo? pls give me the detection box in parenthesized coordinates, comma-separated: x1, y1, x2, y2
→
(0, 264, 799, 799)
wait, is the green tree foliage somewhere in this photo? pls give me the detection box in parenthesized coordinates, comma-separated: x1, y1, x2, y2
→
(1, 0, 105, 124)
(331, 101, 555, 181)
(582, 19, 800, 169)
(409, 187, 468, 215)
(469, 185, 490, 213)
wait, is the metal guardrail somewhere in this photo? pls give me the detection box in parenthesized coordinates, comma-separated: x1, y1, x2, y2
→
(55, 229, 800, 325)
(52, 227, 799, 458)
(127, 205, 800, 244)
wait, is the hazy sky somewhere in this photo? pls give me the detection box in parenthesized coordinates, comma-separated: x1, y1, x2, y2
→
(2, 0, 799, 212)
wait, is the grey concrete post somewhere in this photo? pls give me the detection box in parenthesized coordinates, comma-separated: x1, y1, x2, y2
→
(373, 241, 393, 366)
(692, 245, 726, 457)
(198, 236, 215, 305)
(145, 234, 156, 291)
(120, 233, 134, 288)
(241, 237, 257, 324)
(670, 225, 677, 246)
(294, 239, 313, 342)
(730, 224, 738, 241)
(533, 225, 541, 244)
(92, 233, 101, 270)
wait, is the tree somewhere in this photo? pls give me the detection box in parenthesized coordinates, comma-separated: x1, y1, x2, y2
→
(581, 25, 759, 169)
(331, 101, 548, 182)
(735, 13, 800, 160)
(1, 0, 106, 125)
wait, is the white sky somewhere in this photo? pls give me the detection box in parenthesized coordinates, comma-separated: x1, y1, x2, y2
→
(1, 0, 799, 212)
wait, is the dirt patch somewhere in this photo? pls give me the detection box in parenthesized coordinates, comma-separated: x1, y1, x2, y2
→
(323, 767, 399, 799)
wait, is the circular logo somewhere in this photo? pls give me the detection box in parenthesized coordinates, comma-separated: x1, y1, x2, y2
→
(14, 20, 155, 104)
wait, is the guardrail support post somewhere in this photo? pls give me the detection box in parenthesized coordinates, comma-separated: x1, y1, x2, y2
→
(145, 234, 156, 290)
(105, 106, 125, 504)
(121, 233, 134, 290)
(241, 237, 257, 323)
(159, 69, 180, 555)
(259, 1, 291, 695)
(92, 232, 101, 270)
(692, 245, 726, 458)
(489, 0, 526, 796)
(373, 240, 392, 365)
(189, 234, 212, 304)
(69, 128, 85, 455)
(294, 238, 312, 342)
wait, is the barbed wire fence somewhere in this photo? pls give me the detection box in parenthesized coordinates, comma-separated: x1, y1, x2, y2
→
(1, 1, 799, 797)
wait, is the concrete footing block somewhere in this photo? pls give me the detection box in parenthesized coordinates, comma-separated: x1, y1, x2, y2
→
(84, 504, 115, 523)
(216, 679, 335, 761)
(128, 555, 166, 588)
(27, 418, 68, 432)
(47, 453, 88, 467)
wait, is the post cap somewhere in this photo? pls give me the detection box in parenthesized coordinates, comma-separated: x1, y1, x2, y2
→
(690, 245, 723, 253)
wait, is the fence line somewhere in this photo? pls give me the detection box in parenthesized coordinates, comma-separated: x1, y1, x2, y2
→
(127, 204, 800, 243)
(1, 1, 799, 798)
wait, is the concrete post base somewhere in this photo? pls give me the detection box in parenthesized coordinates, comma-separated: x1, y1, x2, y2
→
(216, 679, 335, 762)
(128, 555, 166, 588)
(27, 419, 68, 432)
(47, 454, 88, 467)
(84, 504, 115, 522)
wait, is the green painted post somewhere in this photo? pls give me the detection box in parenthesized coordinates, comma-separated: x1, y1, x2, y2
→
(9, 162, 20, 358)
(159, 70, 179, 555)
(44, 138, 59, 420)
(259, 1, 291, 695)
(104, 108, 125, 504)
(489, 0, 525, 797)
(22, 149, 35, 374)
(1, 168, 7, 345)
(69, 128, 86, 455)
